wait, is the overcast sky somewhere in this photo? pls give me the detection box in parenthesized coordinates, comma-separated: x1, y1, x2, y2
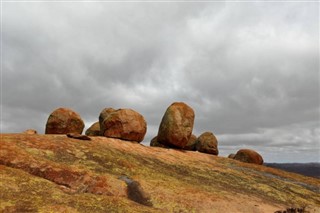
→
(1, 1, 319, 163)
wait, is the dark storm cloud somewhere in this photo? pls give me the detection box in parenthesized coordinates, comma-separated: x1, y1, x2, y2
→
(2, 2, 319, 163)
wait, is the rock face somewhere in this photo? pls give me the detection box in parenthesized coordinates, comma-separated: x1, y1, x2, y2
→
(45, 108, 84, 134)
(99, 108, 147, 142)
(157, 102, 195, 148)
(85, 122, 101, 136)
(195, 132, 219, 155)
(23, 129, 37, 134)
(234, 149, 263, 165)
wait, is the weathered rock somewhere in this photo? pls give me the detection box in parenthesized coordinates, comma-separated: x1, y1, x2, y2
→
(85, 122, 101, 136)
(150, 136, 169, 148)
(183, 134, 197, 151)
(67, 133, 91, 141)
(234, 149, 263, 165)
(23, 129, 37, 134)
(228, 154, 236, 159)
(99, 108, 147, 142)
(45, 108, 85, 134)
(195, 132, 219, 155)
(157, 102, 195, 148)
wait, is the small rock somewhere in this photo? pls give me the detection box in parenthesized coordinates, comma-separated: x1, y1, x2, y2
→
(196, 132, 219, 155)
(234, 149, 263, 165)
(67, 133, 91, 141)
(22, 129, 37, 134)
(228, 154, 236, 159)
(85, 122, 101, 136)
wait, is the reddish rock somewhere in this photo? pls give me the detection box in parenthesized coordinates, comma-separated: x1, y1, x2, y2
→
(150, 136, 169, 148)
(99, 108, 147, 142)
(23, 129, 37, 134)
(85, 122, 101, 136)
(195, 132, 219, 155)
(234, 149, 263, 165)
(157, 102, 195, 148)
(183, 134, 197, 151)
(45, 108, 84, 134)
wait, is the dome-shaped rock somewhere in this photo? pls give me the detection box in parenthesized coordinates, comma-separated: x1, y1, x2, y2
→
(99, 108, 147, 142)
(157, 102, 195, 148)
(85, 122, 101, 136)
(234, 149, 263, 165)
(195, 132, 219, 155)
(45, 108, 84, 134)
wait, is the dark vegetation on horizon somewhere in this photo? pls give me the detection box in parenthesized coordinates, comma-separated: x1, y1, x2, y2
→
(264, 163, 320, 179)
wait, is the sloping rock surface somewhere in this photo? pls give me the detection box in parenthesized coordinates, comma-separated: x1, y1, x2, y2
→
(1, 134, 319, 213)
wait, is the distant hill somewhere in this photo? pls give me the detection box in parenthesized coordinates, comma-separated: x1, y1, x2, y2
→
(1, 134, 320, 212)
(265, 163, 320, 179)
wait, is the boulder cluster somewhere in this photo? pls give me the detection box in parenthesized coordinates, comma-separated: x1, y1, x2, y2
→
(43, 102, 263, 165)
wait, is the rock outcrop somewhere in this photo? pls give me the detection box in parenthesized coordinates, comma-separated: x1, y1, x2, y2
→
(45, 108, 84, 134)
(234, 149, 263, 165)
(99, 108, 147, 142)
(157, 102, 195, 148)
(85, 122, 101, 136)
(195, 132, 219, 155)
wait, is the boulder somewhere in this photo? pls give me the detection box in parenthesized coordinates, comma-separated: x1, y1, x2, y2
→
(184, 134, 197, 151)
(85, 122, 101, 136)
(150, 136, 169, 148)
(157, 102, 195, 148)
(228, 154, 236, 159)
(23, 129, 37, 134)
(195, 132, 219, 155)
(45, 108, 84, 134)
(99, 108, 147, 142)
(234, 149, 263, 165)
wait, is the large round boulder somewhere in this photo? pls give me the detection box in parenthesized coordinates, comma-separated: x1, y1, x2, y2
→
(99, 108, 147, 142)
(85, 122, 101, 136)
(157, 102, 195, 148)
(45, 108, 84, 134)
(234, 149, 263, 165)
(195, 132, 219, 155)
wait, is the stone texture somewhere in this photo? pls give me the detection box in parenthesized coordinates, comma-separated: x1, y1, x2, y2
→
(85, 122, 101, 136)
(45, 108, 84, 134)
(234, 149, 264, 165)
(23, 129, 37, 134)
(157, 102, 195, 148)
(195, 132, 219, 155)
(67, 133, 91, 141)
(99, 108, 147, 142)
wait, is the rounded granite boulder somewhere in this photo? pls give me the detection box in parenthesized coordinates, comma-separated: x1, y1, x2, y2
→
(157, 102, 195, 148)
(195, 132, 219, 155)
(234, 149, 263, 165)
(45, 108, 84, 134)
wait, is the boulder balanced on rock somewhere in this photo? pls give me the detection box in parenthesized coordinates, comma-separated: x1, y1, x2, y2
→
(195, 132, 219, 155)
(234, 149, 263, 165)
(45, 108, 84, 134)
(157, 102, 195, 148)
(99, 108, 147, 142)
